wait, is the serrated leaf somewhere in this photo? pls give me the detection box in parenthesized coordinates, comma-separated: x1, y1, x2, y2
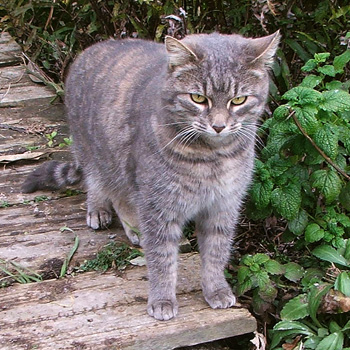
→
(273, 105, 290, 120)
(271, 184, 301, 220)
(334, 271, 350, 297)
(305, 223, 325, 243)
(284, 262, 304, 282)
(315, 332, 344, 350)
(280, 294, 309, 320)
(259, 284, 278, 302)
(264, 259, 285, 275)
(237, 265, 250, 284)
(253, 253, 270, 264)
(300, 74, 323, 88)
(255, 270, 270, 288)
(318, 64, 336, 77)
(294, 105, 319, 134)
(333, 50, 350, 73)
(236, 278, 253, 296)
(314, 124, 339, 160)
(312, 245, 348, 266)
(302, 59, 317, 72)
(321, 89, 350, 112)
(339, 182, 350, 211)
(315, 52, 331, 62)
(283, 86, 322, 105)
(311, 169, 342, 203)
(288, 209, 309, 235)
(250, 179, 273, 210)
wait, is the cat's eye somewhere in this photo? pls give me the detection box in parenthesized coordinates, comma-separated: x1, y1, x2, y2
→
(191, 94, 207, 104)
(231, 96, 247, 105)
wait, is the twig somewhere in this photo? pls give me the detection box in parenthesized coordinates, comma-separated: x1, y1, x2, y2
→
(290, 110, 350, 181)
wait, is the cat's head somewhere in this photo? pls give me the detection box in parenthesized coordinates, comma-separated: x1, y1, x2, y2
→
(162, 31, 280, 147)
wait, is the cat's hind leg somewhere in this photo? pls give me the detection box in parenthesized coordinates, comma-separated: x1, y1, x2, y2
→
(112, 198, 140, 246)
(85, 177, 113, 230)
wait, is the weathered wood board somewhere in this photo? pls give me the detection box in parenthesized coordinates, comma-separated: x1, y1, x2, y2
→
(0, 253, 257, 350)
(0, 32, 21, 66)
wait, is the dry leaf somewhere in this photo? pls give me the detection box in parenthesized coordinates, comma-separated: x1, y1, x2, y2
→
(0, 151, 49, 163)
(250, 331, 266, 350)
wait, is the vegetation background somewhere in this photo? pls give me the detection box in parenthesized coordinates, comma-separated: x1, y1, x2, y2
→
(1, 1, 350, 349)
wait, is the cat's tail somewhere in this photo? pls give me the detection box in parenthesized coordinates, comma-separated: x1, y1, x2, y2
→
(22, 161, 83, 193)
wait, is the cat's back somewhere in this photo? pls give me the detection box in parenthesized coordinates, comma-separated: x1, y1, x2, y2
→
(65, 38, 166, 117)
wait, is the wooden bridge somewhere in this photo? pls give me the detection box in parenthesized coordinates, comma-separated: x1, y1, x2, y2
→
(0, 32, 256, 350)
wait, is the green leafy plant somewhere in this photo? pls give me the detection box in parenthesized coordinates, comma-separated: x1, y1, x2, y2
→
(59, 226, 79, 278)
(79, 242, 143, 272)
(59, 136, 73, 148)
(45, 130, 57, 147)
(249, 45, 350, 250)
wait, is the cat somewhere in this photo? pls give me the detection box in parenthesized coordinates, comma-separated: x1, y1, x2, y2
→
(22, 31, 280, 321)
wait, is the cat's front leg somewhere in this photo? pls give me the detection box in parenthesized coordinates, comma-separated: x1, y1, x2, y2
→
(196, 210, 237, 309)
(141, 218, 183, 321)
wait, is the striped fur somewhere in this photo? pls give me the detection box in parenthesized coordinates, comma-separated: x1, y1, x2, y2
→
(22, 32, 280, 320)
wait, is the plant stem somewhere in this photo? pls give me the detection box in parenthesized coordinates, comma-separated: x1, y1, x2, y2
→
(290, 110, 350, 181)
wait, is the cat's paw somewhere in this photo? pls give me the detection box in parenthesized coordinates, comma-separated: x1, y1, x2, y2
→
(147, 299, 178, 321)
(204, 288, 236, 309)
(87, 209, 112, 230)
(125, 228, 141, 246)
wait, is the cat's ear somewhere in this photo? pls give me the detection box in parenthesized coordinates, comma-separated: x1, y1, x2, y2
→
(165, 36, 198, 69)
(250, 30, 281, 66)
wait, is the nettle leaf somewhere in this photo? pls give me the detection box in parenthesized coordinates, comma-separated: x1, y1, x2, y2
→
(333, 50, 350, 73)
(294, 105, 319, 134)
(321, 89, 350, 112)
(236, 278, 253, 296)
(305, 223, 325, 243)
(312, 245, 348, 266)
(283, 86, 322, 105)
(318, 64, 336, 77)
(334, 271, 350, 297)
(314, 124, 339, 159)
(255, 270, 270, 288)
(300, 74, 323, 88)
(311, 169, 342, 203)
(273, 105, 290, 121)
(250, 179, 274, 210)
(280, 294, 309, 321)
(237, 265, 250, 284)
(259, 284, 278, 302)
(271, 184, 301, 220)
(315, 52, 331, 62)
(264, 259, 285, 275)
(284, 262, 304, 282)
(339, 181, 350, 211)
(288, 209, 309, 235)
(302, 59, 317, 72)
(315, 332, 344, 350)
(253, 253, 270, 265)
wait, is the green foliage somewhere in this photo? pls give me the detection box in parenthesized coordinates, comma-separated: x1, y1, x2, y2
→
(249, 46, 350, 250)
(79, 242, 143, 272)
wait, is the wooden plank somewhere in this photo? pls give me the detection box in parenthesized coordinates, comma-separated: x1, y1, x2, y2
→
(0, 32, 22, 66)
(0, 253, 257, 350)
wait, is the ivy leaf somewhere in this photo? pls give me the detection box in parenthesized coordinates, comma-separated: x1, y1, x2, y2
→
(334, 271, 350, 297)
(284, 262, 304, 282)
(300, 74, 323, 88)
(311, 169, 342, 203)
(305, 223, 325, 243)
(333, 50, 350, 73)
(318, 64, 336, 77)
(283, 86, 322, 105)
(271, 184, 301, 220)
(315, 332, 344, 350)
(321, 89, 350, 112)
(312, 245, 348, 266)
(280, 294, 309, 321)
(294, 105, 319, 134)
(288, 209, 309, 235)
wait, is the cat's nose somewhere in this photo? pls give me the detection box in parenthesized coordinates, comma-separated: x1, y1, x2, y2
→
(212, 124, 226, 133)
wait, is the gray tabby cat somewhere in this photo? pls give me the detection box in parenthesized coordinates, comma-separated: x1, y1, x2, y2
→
(23, 31, 280, 320)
